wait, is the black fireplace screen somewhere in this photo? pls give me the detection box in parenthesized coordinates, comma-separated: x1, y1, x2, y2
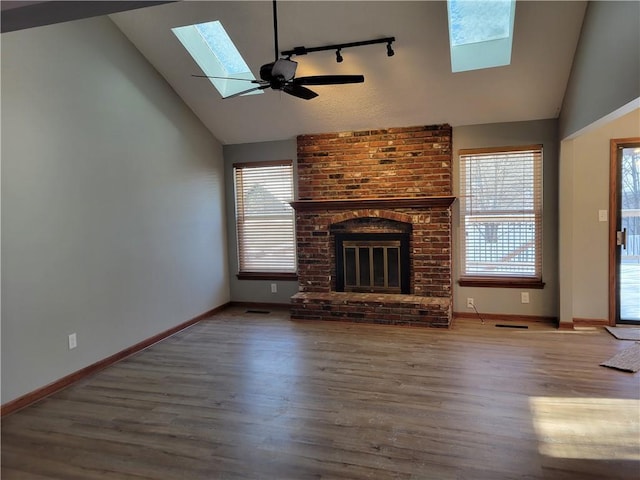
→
(335, 233, 410, 294)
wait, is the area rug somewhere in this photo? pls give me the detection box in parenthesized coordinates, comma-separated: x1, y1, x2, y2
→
(600, 342, 640, 373)
(604, 326, 640, 341)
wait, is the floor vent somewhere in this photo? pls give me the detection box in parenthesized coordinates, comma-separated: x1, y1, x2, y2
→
(246, 309, 271, 315)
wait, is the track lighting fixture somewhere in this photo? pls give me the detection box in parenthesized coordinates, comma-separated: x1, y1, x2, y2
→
(282, 36, 396, 61)
(386, 42, 394, 57)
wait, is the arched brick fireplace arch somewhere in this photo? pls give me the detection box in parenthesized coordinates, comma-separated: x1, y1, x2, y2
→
(326, 209, 414, 227)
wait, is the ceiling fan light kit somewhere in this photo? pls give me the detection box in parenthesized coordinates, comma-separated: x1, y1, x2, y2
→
(192, 0, 395, 100)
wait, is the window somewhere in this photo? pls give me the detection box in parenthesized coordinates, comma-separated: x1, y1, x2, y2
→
(172, 20, 261, 99)
(459, 145, 543, 288)
(447, 0, 516, 72)
(234, 161, 296, 279)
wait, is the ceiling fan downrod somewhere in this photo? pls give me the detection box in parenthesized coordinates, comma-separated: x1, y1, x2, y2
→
(272, 0, 279, 63)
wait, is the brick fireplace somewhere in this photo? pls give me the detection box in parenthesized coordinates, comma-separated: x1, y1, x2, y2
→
(290, 125, 454, 327)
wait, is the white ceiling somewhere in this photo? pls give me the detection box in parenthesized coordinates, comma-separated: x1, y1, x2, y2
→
(109, 1, 587, 145)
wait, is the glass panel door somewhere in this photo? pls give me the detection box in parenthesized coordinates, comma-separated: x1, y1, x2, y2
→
(618, 143, 640, 323)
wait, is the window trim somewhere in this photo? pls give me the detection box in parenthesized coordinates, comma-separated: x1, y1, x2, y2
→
(458, 144, 544, 289)
(236, 272, 298, 281)
(233, 160, 297, 279)
(458, 277, 545, 289)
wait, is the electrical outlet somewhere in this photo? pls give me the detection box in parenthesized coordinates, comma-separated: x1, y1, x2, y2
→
(521, 292, 530, 304)
(271, 283, 277, 294)
(68, 333, 77, 350)
(466, 297, 474, 308)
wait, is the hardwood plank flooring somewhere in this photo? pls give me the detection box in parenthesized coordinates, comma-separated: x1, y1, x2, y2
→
(2, 306, 639, 479)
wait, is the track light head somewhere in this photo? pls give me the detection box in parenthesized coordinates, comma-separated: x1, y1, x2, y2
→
(336, 49, 343, 63)
(386, 42, 395, 57)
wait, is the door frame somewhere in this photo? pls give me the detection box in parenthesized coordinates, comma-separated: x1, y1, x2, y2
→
(609, 137, 640, 325)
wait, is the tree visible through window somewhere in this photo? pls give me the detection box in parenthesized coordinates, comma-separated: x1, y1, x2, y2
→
(459, 145, 543, 285)
(234, 160, 296, 276)
(621, 146, 640, 258)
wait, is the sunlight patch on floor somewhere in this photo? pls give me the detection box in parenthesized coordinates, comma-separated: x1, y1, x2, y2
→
(529, 397, 640, 460)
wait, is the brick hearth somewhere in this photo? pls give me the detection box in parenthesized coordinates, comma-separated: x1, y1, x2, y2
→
(291, 125, 454, 327)
(290, 292, 451, 327)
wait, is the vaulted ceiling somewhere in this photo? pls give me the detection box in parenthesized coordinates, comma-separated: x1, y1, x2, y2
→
(4, 1, 588, 145)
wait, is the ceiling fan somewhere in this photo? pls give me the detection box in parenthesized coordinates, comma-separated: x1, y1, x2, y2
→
(193, 0, 365, 100)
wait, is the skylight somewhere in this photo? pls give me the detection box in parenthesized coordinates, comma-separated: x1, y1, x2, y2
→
(447, 0, 516, 73)
(172, 20, 261, 98)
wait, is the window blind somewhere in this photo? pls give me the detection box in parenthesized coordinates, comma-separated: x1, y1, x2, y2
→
(234, 160, 296, 273)
(459, 145, 543, 279)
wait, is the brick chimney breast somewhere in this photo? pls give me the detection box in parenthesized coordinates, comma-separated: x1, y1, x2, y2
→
(291, 125, 454, 327)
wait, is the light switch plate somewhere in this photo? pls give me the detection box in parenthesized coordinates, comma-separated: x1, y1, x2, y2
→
(598, 210, 608, 222)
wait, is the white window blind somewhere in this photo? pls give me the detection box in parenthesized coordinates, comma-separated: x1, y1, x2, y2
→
(234, 160, 296, 274)
(459, 145, 543, 280)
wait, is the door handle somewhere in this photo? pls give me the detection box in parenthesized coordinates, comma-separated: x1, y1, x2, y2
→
(616, 228, 627, 250)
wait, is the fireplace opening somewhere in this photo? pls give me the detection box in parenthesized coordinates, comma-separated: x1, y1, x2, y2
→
(335, 233, 410, 294)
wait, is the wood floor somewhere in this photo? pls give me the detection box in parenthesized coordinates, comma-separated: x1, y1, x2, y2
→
(2, 306, 639, 479)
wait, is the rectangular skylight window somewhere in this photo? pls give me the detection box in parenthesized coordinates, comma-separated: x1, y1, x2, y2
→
(447, 0, 516, 72)
(172, 20, 261, 98)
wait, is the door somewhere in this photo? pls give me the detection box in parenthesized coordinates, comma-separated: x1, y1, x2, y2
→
(610, 138, 640, 324)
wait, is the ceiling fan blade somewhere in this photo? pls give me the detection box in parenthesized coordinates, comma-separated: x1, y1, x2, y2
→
(294, 75, 365, 86)
(223, 85, 269, 99)
(271, 58, 297, 81)
(283, 84, 318, 100)
(192, 74, 261, 83)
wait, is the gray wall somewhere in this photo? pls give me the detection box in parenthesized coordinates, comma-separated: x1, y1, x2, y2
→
(559, 109, 639, 324)
(452, 119, 559, 318)
(1, 16, 230, 404)
(557, 0, 640, 324)
(559, 1, 640, 139)
(225, 122, 561, 319)
(223, 139, 300, 303)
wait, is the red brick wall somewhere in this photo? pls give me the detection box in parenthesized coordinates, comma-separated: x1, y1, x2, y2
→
(297, 125, 452, 200)
(294, 124, 453, 302)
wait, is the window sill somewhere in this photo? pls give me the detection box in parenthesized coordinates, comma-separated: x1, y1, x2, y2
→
(237, 272, 298, 281)
(458, 277, 545, 289)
